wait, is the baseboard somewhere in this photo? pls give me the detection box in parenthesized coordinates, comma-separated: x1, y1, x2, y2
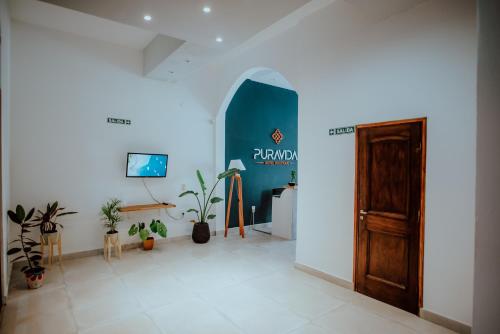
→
(294, 262, 354, 290)
(420, 309, 471, 334)
(12, 234, 192, 271)
(295, 262, 471, 333)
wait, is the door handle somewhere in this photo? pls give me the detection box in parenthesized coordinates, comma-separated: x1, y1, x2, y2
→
(360, 210, 367, 215)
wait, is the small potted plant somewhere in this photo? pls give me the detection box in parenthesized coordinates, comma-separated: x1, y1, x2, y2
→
(101, 198, 122, 243)
(288, 170, 297, 187)
(7, 205, 45, 289)
(33, 201, 77, 244)
(179, 169, 237, 244)
(128, 219, 167, 250)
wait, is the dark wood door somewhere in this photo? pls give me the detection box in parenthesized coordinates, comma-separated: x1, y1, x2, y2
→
(355, 120, 424, 314)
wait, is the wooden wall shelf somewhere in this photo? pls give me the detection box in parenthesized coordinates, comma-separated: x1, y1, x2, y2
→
(118, 203, 176, 213)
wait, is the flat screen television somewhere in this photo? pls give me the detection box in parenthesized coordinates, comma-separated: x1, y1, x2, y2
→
(126, 153, 168, 178)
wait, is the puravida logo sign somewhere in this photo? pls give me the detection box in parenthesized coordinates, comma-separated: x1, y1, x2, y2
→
(253, 129, 297, 165)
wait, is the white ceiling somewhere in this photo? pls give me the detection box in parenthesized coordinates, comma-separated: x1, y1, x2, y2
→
(10, 0, 428, 83)
(39, 0, 311, 49)
(10, 0, 156, 50)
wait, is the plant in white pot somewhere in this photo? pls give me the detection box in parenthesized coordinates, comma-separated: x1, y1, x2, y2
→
(179, 169, 237, 244)
(7, 205, 45, 289)
(100, 198, 122, 242)
(33, 201, 77, 244)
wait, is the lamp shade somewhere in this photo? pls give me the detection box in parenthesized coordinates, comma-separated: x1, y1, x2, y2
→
(228, 159, 246, 171)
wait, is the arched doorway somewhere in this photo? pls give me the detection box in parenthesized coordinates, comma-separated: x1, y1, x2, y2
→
(215, 68, 298, 239)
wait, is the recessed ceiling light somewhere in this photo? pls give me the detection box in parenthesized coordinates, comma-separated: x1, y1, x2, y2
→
(216, 37, 223, 43)
(144, 15, 152, 21)
(203, 6, 211, 13)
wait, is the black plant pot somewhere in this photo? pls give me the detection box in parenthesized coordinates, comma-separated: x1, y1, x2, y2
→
(192, 222, 210, 244)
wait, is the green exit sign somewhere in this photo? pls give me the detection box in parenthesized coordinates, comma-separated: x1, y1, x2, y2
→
(329, 126, 355, 136)
(107, 117, 131, 125)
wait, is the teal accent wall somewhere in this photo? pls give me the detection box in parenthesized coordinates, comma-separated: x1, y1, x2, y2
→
(225, 79, 298, 228)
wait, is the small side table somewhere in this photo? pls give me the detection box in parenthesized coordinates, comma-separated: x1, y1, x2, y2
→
(40, 232, 62, 267)
(104, 233, 122, 261)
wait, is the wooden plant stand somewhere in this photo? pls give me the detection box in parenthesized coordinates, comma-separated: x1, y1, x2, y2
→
(104, 233, 122, 261)
(40, 232, 62, 267)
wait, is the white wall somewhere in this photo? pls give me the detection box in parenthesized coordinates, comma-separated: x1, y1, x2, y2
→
(473, 0, 500, 333)
(10, 21, 215, 254)
(0, 0, 12, 300)
(186, 0, 477, 326)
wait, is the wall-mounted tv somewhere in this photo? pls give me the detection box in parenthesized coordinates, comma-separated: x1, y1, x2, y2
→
(126, 153, 168, 178)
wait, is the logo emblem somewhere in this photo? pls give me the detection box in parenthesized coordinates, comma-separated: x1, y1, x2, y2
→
(271, 129, 284, 144)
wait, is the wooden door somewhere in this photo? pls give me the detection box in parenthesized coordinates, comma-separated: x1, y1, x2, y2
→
(354, 119, 426, 314)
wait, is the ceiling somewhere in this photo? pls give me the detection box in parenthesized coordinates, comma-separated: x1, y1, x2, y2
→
(10, 0, 428, 83)
(39, 0, 311, 49)
(10, 0, 156, 50)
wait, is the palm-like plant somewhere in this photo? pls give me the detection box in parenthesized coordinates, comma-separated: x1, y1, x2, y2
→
(101, 198, 122, 234)
(33, 201, 77, 234)
(179, 169, 237, 223)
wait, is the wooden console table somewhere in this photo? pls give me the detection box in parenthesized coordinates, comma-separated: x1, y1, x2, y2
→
(118, 203, 176, 213)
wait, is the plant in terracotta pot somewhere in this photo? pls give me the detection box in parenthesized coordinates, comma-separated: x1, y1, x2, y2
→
(128, 219, 167, 250)
(179, 169, 237, 244)
(33, 201, 77, 244)
(7, 205, 45, 289)
(101, 198, 122, 242)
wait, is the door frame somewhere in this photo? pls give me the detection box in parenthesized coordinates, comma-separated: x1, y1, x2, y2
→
(353, 117, 427, 309)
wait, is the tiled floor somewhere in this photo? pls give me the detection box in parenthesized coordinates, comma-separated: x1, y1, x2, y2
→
(1, 231, 455, 334)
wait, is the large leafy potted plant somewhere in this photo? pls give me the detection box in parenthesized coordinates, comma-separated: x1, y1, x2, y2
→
(128, 219, 167, 250)
(101, 199, 122, 243)
(33, 201, 77, 244)
(179, 169, 237, 244)
(7, 205, 45, 289)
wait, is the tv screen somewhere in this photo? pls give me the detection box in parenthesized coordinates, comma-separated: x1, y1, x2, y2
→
(126, 153, 168, 178)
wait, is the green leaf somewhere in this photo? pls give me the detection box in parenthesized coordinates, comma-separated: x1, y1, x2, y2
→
(156, 222, 167, 238)
(186, 209, 199, 213)
(139, 228, 150, 241)
(179, 190, 198, 197)
(210, 197, 223, 204)
(150, 220, 158, 233)
(57, 211, 78, 217)
(50, 202, 59, 215)
(7, 210, 21, 224)
(128, 224, 138, 236)
(30, 255, 42, 261)
(196, 170, 206, 193)
(207, 214, 216, 220)
(25, 241, 39, 247)
(25, 208, 35, 221)
(16, 205, 26, 222)
(7, 248, 21, 255)
(217, 169, 238, 180)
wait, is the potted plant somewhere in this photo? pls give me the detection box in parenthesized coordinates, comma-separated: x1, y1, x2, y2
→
(179, 169, 237, 244)
(33, 201, 77, 244)
(100, 198, 122, 243)
(128, 219, 167, 250)
(7, 205, 45, 289)
(289, 170, 297, 187)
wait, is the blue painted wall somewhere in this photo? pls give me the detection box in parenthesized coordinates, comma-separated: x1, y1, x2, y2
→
(225, 79, 298, 227)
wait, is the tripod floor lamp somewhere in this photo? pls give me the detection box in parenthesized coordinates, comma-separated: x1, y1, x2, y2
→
(225, 159, 246, 238)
